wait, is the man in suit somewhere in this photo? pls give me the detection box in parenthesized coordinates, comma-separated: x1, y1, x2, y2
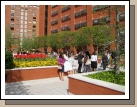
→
(77, 51, 84, 73)
(102, 52, 108, 70)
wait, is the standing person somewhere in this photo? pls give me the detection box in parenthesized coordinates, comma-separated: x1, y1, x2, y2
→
(63, 51, 73, 75)
(107, 51, 111, 67)
(77, 51, 84, 73)
(102, 52, 108, 70)
(82, 51, 91, 73)
(91, 51, 98, 71)
(58, 53, 65, 81)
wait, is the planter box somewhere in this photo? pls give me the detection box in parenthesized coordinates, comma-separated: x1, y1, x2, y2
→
(68, 72, 125, 95)
(5, 66, 68, 83)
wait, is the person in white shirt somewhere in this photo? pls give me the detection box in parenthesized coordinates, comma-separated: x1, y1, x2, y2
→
(91, 51, 98, 71)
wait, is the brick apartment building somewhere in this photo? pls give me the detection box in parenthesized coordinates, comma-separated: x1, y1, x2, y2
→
(5, 5, 125, 53)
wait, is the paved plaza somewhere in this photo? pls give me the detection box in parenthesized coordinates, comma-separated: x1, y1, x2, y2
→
(5, 63, 116, 95)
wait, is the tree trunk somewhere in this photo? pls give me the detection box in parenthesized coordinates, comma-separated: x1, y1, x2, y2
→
(115, 6, 121, 74)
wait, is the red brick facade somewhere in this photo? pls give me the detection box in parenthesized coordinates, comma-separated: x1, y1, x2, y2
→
(68, 77, 124, 95)
(5, 67, 68, 83)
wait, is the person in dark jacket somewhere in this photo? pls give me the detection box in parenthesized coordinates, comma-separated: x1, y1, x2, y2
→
(77, 51, 84, 73)
(102, 52, 108, 70)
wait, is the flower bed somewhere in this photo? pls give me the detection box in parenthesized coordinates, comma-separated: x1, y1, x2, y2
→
(14, 53, 46, 59)
(13, 57, 58, 68)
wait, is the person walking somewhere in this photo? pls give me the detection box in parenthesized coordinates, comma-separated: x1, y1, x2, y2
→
(58, 53, 65, 81)
(102, 52, 108, 70)
(77, 51, 84, 73)
(91, 51, 98, 71)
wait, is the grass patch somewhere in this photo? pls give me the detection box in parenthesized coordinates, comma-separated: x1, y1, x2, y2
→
(85, 70, 125, 86)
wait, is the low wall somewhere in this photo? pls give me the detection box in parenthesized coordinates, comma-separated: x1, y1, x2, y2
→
(5, 66, 68, 83)
(68, 72, 125, 95)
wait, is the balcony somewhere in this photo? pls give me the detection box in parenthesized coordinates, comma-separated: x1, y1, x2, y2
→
(75, 9, 87, 18)
(51, 19, 58, 25)
(51, 29, 58, 33)
(51, 10, 58, 16)
(93, 5, 109, 11)
(62, 15, 70, 22)
(62, 5, 71, 12)
(92, 16, 110, 25)
(61, 26, 70, 31)
(75, 21, 87, 29)
(51, 5, 57, 8)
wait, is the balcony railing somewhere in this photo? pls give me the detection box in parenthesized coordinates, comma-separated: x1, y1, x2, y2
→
(92, 5, 109, 11)
(75, 9, 87, 18)
(62, 5, 71, 12)
(51, 5, 57, 8)
(61, 26, 70, 31)
(75, 21, 87, 29)
(62, 15, 70, 22)
(51, 19, 58, 25)
(51, 29, 58, 33)
(51, 10, 58, 16)
(92, 16, 110, 25)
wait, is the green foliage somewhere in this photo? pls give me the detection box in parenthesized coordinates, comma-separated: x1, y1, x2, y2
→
(5, 25, 12, 50)
(71, 31, 90, 49)
(86, 70, 125, 86)
(5, 51, 15, 69)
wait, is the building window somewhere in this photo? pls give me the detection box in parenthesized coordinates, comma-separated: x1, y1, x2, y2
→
(20, 33, 23, 37)
(24, 29, 27, 32)
(21, 12, 24, 15)
(25, 12, 27, 16)
(28, 30, 32, 32)
(16, 24, 19, 26)
(25, 17, 27, 20)
(28, 34, 32, 36)
(20, 29, 23, 32)
(16, 19, 19, 22)
(20, 24, 23, 28)
(20, 20, 23, 24)
(10, 23, 14, 26)
(21, 16, 24, 19)
(25, 21, 27, 24)
(16, 12, 20, 14)
(21, 9, 24, 11)
(24, 25, 27, 28)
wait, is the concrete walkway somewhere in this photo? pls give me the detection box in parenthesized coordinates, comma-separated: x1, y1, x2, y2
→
(5, 76, 73, 95)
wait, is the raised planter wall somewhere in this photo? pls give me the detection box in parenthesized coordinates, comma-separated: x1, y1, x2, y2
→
(5, 66, 68, 83)
(68, 72, 125, 95)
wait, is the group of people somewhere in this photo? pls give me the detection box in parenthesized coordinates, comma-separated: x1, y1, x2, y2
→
(57, 51, 74, 81)
(77, 50, 98, 73)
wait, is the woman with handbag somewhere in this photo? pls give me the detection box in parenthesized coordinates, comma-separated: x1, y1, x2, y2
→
(58, 53, 65, 81)
(82, 51, 91, 73)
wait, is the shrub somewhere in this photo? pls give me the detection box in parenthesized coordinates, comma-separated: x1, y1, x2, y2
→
(5, 51, 15, 69)
(85, 70, 125, 86)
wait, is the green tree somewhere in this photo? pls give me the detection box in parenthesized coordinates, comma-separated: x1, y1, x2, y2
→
(71, 31, 91, 50)
(5, 25, 12, 50)
(91, 25, 114, 54)
(92, 5, 125, 74)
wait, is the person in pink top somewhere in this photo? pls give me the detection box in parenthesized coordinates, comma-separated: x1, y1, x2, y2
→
(58, 53, 65, 81)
